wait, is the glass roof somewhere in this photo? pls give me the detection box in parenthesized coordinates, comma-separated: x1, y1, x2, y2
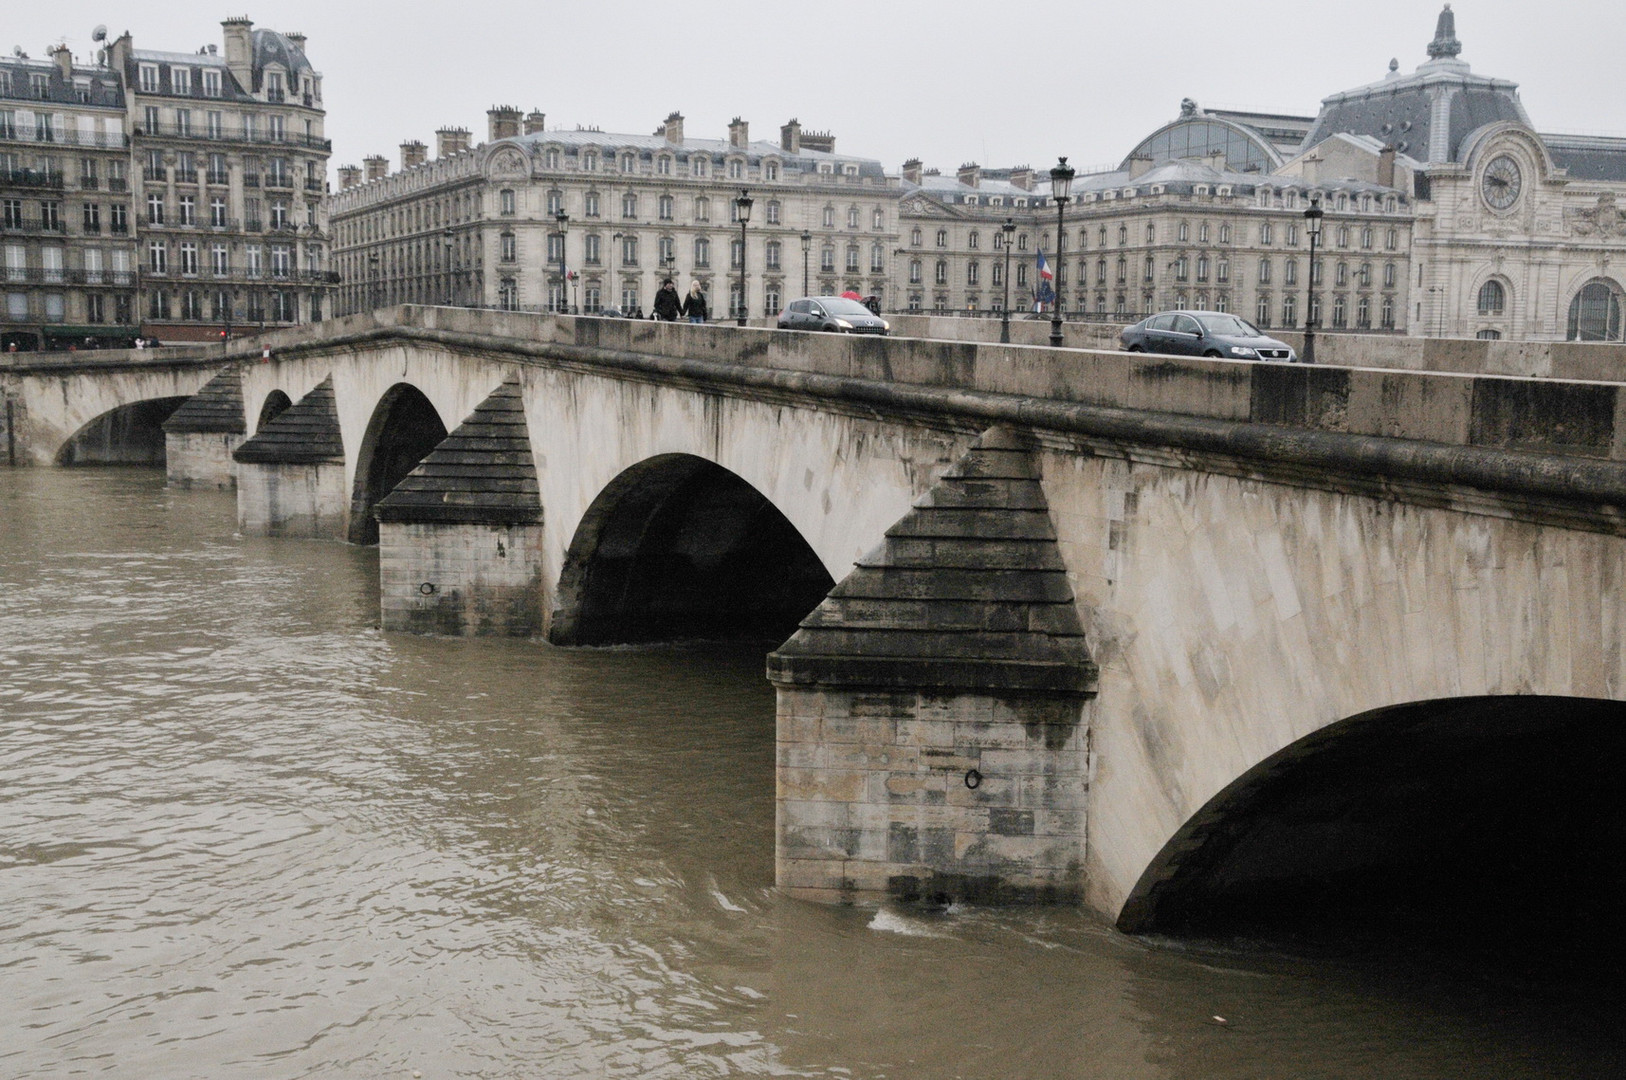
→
(1123, 118, 1279, 173)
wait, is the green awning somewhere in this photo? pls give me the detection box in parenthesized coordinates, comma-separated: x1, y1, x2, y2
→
(43, 325, 136, 339)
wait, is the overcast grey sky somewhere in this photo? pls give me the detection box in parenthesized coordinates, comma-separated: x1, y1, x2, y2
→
(11, 1, 1626, 177)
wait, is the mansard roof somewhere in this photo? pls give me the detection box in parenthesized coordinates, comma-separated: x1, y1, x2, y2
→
(1299, 5, 1529, 164)
(508, 129, 888, 179)
(0, 57, 124, 109)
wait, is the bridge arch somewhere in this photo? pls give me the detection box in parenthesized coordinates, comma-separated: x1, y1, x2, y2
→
(1117, 695, 1626, 963)
(550, 453, 836, 645)
(256, 389, 292, 432)
(347, 382, 448, 544)
(54, 397, 190, 466)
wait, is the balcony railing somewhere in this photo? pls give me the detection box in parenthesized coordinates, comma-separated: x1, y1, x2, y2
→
(304, 178, 324, 193)
(244, 219, 263, 232)
(264, 174, 293, 190)
(0, 219, 67, 234)
(0, 267, 136, 285)
(108, 177, 128, 193)
(0, 127, 129, 149)
(144, 168, 167, 182)
(243, 174, 260, 188)
(131, 121, 331, 152)
(0, 169, 64, 190)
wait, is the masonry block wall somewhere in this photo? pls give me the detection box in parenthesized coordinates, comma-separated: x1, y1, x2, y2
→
(165, 431, 242, 488)
(776, 687, 1088, 903)
(235, 460, 348, 538)
(379, 521, 544, 635)
(769, 426, 1096, 904)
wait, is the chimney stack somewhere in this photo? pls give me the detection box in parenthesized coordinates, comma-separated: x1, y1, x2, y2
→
(1008, 165, 1034, 191)
(523, 109, 546, 135)
(363, 154, 388, 182)
(285, 32, 306, 52)
(1378, 144, 1396, 187)
(436, 126, 471, 158)
(400, 140, 427, 170)
(51, 44, 73, 80)
(728, 116, 749, 149)
(661, 111, 684, 145)
(487, 105, 521, 141)
(901, 158, 923, 185)
(799, 128, 835, 154)
(1127, 155, 1154, 180)
(957, 162, 981, 188)
(338, 164, 362, 190)
(220, 17, 254, 94)
(780, 118, 801, 154)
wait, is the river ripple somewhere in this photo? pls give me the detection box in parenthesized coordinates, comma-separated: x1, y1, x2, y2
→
(0, 469, 1620, 1079)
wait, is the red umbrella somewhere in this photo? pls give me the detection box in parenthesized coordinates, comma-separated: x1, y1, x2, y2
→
(840, 290, 861, 300)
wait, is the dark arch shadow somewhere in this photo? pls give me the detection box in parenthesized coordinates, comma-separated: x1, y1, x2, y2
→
(346, 383, 448, 545)
(1118, 696, 1626, 974)
(551, 454, 835, 646)
(55, 397, 190, 466)
(256, 389, 292, 432)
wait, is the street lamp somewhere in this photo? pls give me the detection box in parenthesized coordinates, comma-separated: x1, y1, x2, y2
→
(554, 210, 569, 313)
(1000, 217, 1016, 344)
(368, 251, 379, 311)
(734, 189, 753, 326)
(800, 230, 811, 298)
(1049, 157, 1074, 347)
(442, 228, 455, 305)
(1302, 196, 1323, 363)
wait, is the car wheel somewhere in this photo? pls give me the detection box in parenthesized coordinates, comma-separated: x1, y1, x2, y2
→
(1203, 350, 1222, 358)
(1126, 345, 1144, 352)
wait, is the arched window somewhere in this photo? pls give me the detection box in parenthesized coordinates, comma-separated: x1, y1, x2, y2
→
(1477, 279, 1507, 316)
(968, 230, 980, 250)
(909, 259, 922, 284)
(935, 228, 948, 247)
(934, 260, 948, 284)
(1568, 280, 1623, 341)
(693, 236, 710, 267)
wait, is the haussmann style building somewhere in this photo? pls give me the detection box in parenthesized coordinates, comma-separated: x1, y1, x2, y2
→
(0, 16, 336, 351)
(330, 111, 898, 320)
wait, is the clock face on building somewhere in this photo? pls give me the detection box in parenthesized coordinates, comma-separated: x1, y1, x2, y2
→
(1482, 155, 1523, 211)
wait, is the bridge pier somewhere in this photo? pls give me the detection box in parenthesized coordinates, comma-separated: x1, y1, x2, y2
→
(161, 368, 246, 488)
(232, 376, 348, 538)
(768, 428, 1097, 905)
(373, 380, 547, 636)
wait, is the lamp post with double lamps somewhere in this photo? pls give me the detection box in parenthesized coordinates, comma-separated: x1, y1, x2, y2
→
(1000, 217, 1016, 343)
(553, 210, 570, 313)
(732, 190, 753, 326)
(1048, 157, 1074, 347)
(1302, 196, 1323, 363)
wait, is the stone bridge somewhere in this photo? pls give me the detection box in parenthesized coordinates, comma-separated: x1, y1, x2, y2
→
(5, 306, 1626, 942)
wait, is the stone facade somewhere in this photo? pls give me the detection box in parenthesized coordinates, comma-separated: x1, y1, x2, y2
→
(378, 521, 544, 635)
(331, 114, 898, 320)
(232, 374, 346, 536)
(164, 429, 242, 487)
(0, 47, 136, 350)
(108, 18, 336, 342)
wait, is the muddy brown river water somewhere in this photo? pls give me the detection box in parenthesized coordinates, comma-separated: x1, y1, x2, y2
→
(1, 469, 1620, 1078)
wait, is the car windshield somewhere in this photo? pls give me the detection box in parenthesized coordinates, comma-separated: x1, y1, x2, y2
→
(1195, 314, 1262, 336)
(819, 298, 873, 317)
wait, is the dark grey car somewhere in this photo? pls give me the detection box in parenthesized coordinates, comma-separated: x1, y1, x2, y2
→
(777, 297, 890, 336)
(1121, 310, 1296, 361)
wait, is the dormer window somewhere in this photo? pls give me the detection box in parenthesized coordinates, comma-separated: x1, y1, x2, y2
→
(172, 67, 192, 95)
(728, 159, 743, 179)
(620, 152, 635, 172)
(139, 64, 160, 93)
(764, 160, 779, 181)
(265, 71, 284, 103)
(203, 70, 221, 98)
(692, 156, 707, 177)
(582, 151, 598, 172)
(656, 155, 671, 176)
(545, 148, 561, 169)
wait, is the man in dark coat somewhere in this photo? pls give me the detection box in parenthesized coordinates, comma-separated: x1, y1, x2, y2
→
(653, 279, 682, 321)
